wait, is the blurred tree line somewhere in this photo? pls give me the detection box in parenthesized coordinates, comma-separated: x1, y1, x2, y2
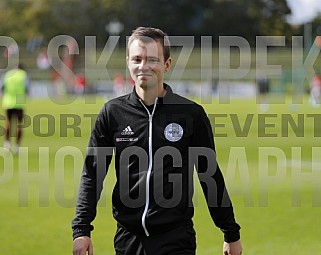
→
(0, 0, 319, 47)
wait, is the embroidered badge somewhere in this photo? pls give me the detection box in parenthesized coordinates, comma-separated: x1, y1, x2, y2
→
(164, 123, 183, 142)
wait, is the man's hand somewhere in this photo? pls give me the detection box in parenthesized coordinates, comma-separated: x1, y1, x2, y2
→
(223, 240, 242, 255)
(73, 236, 93, 255)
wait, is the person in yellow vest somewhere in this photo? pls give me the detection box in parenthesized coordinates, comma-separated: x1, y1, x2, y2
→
(1, 63, 29, 154)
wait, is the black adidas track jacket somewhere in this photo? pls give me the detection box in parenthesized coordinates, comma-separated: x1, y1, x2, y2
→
(72, 84, 240, 243)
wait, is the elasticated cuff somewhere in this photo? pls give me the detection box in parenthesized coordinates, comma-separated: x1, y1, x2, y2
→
(224, 231, 240, 243)
(73, 228, 91, 240)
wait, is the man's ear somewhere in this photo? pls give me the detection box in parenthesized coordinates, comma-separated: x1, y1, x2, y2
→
(164, 57, 172, 72)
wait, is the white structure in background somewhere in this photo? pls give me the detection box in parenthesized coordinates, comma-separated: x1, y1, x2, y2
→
(105, 19, 124, 50)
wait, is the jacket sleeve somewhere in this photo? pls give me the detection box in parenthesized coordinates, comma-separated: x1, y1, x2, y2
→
(192, 105, 241, 243)
(72, 105, 114, 240)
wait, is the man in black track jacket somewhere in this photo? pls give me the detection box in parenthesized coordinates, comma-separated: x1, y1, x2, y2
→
(72, 27, 242, 255)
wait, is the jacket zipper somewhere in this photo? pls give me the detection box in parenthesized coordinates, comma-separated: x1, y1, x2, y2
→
(139, 98, 158, 237)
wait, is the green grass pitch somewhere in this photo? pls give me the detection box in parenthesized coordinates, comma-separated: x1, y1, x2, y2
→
(0, 93, 320, 254)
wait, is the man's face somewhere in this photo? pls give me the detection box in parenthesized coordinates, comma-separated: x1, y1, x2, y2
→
(127, 39, 171, 89)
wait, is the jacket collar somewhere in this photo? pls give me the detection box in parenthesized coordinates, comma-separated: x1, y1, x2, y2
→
(128, 83, 173, 106)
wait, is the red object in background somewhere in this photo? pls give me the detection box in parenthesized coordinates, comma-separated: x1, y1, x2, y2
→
(74, 73, 86, 94)
(312, 74, 321, 88)
(75, 74, 86, 87)
(114, 73, 125, 87)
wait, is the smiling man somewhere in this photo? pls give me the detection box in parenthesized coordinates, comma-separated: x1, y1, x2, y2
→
(126, 30, 171, 105)
(72, 27, 242, 255)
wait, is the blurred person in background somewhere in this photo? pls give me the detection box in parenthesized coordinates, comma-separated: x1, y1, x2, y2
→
(74, 73, 87, 95)
(256, 74, 270, 111)
(113, 73, 126, 97)
(0, 63, 29, 154)
(309, 73, 321, 107)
